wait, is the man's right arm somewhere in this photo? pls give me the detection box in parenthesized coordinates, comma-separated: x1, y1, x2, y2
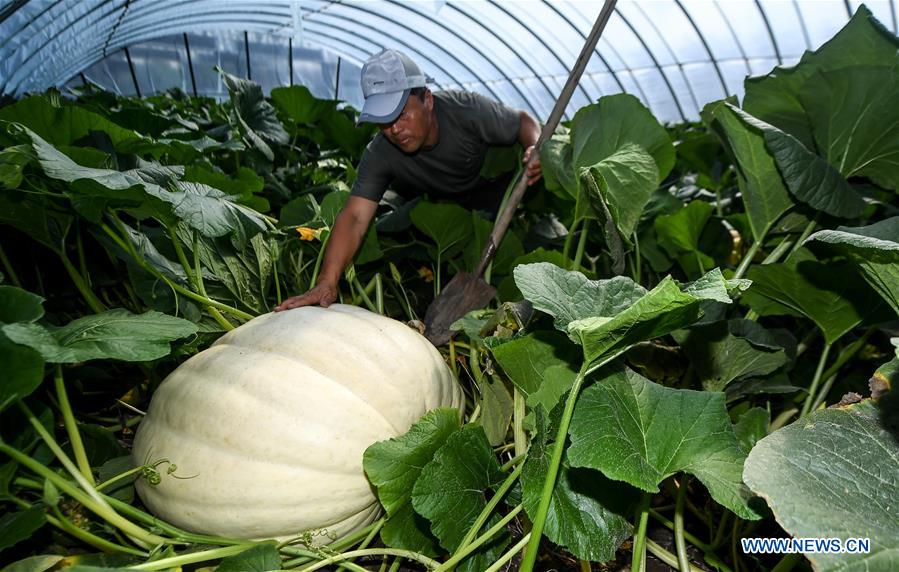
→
(274, 196, 378, 311)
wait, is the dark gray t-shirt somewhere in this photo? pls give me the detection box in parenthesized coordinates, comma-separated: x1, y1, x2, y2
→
(351, 90, 520, 202)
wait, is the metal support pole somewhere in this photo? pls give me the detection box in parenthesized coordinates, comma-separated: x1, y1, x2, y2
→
(334, 56, 341, 99)
(183, 32, 198, 97)
(124, 46, 141, 97)
(244, 30, 252, 79)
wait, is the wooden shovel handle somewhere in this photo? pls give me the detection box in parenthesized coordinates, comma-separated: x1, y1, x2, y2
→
(475, 0, 618, 277)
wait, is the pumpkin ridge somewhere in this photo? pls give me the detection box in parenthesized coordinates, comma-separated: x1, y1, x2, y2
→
(215, 336, 413, 435)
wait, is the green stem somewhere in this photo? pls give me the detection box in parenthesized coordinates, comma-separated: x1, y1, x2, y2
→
(520, 362, 588, 572)
(760, 238, 793, 265)
(96, 466, 143, 492)
(100, 222, 253, 321)
(59, 251, 106, 314)
(633, 231, 642, 285)
(500, 453, 525, 472)
(295, 548, 440, 572)
(387, 557, 403, 572)
(457, 464, 523, 551)
(374, 273, 384, 315)
(769, 408, 798, 432)
(733, 235, 764, 281)
(631, 493, 652, 572)
(563, 217, 583, 265)
(309, 230, 330, 289)
(48, 507, 148, 557)
(520, 350, 628, 572)
(273, 242, 283, 306)
(350, 271, 377, 312)
(435, 504, 524, 572)
(54, 366, 94, 484)
(790, 217, 818, 256)
(573, 218, 589, 270)
(75, 221, 91, 287)
(130, 543, 257, 570)
(809, 330, 873, 412)
(0, 439, 166, 548)
(711, 510, 731, 550)
(646, 540, 705, 572)
(801, 342, 832, 417)
(513, 388, 527, 458)
(279, 520, 385, 567)
(0, 241, 22, 287)
(674, 476, 692, 572)
(484, 533, 530, 572)
(650, 510, 720, 558)
(336, 518, 385, 572)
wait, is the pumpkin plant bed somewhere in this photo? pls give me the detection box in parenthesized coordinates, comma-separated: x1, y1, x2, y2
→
(1, 6, 897, 572)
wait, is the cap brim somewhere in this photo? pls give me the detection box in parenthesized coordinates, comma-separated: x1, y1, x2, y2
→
(357, 89, 410, 124)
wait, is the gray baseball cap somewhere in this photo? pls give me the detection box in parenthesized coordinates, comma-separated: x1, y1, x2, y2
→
(358, 49, 432, 124)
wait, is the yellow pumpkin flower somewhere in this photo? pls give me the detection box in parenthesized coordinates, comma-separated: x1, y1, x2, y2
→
(296, 227, 317, 241)
(418, 266, 435, 283)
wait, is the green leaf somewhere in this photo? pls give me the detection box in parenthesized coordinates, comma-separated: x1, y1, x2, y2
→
(477, 376, 513, 447)
(655, 200, 713, 260)
(271, 85, 338, 125)
(411, 425, 505, 552)
(0, 96, 144, 149)
(580, 142, 660, 241)
(3, 309, 197, 363)
(744, 258, 887, 344)
(513, 262, 646, 332)
(0, 555, 64, 572)
(566, 273, 731, 366)
(684, 267, 751, 303)
(674, 320, 789, 392)
(568, 367, 763, 520)
(410, 201, 473, 257)
(219, 68, 289, 161)
(744, 401, 899, 571)
(521, 409, 633, 562)
(733, 407, 769, 454)
(806, 218, 899, 314)
(0, 507, 46, 553)
(571, 94, 675, 179)
(801, 64, 899, 191)
(703, 101, 793, 241)
(364, 408, 461, 556)
(742, 5, 899, 148)
(0, 334, 45, 412)
(539, 134, 576, 199)
(0, 145, 31, 190)
(486, 331, 581, 415)
(0, 286, 44, 324)
(217, 542, 280, 572)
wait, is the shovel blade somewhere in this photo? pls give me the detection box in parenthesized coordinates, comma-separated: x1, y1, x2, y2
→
(424, 271, 497, 346)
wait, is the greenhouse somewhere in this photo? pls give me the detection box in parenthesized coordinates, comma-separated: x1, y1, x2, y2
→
(0, 0, 897, 571)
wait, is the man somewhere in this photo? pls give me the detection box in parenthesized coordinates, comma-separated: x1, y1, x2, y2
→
(275, 49, 541, 311)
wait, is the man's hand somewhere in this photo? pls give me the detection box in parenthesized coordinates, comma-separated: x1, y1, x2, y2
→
(274, 281, 338, 311)
(523, 145, 543, 186)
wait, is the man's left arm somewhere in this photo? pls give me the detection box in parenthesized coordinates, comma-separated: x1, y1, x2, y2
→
(517, 111, 542, 186)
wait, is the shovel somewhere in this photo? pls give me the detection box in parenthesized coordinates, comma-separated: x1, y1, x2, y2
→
(423, 0, 618, 346)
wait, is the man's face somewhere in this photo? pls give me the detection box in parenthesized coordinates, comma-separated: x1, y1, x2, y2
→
(378, 91, 433, 153)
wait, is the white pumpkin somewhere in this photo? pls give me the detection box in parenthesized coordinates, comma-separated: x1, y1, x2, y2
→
(132, 304, 463, 541)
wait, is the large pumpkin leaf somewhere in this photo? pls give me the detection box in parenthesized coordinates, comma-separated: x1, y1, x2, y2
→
(540, 133, 576, 199)
(805, 218, 899, 314)
(580, 142, 660, 243)
(512, 262, 646, 332)
(271, 85, 338, 125)
(727, 107, 865, 219)
(410, 201, 472, 258)
(486, 331, 581, 415)
(0, 286, 46, 411)
(411, 425, 506, 553)
(654, 200, 715, 276)
(0, 507, 46, 553)
(568, 367, 763, 520)
(571, 94, 675, 179)
(566, 272, 738, 366)
(703, 101, 793, 241)
(743, 5, 899, 149)
(744, 257, 888, 344)
(216, 542, 280, 572)
(478, 376, 513, 447)
(800, 64, 899, 191)
(364, 408, 460, 556)
(521, 409, 634, 562)
(219, 68, 289, 162)
(744, 400, 899, 571)
(674, 319, 790, 392)
(2, 310, 197, 363)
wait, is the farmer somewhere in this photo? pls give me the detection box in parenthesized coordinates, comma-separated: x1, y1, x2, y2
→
(275, 49, 542, 311)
